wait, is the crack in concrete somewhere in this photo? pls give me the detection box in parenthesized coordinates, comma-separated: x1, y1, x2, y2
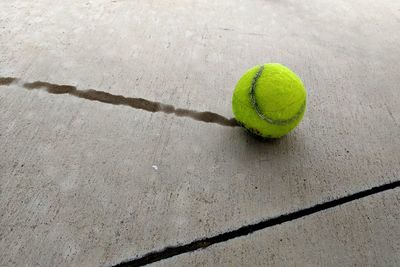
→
(0, 77, 238, 127)
(111, 180, 400, 267)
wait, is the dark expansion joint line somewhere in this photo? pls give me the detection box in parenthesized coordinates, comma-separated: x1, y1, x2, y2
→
(112, 180, 400, 267)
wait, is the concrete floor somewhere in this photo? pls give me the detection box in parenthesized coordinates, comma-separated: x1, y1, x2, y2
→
(155, 188, 400, 266)
(0, 0, 399, 266)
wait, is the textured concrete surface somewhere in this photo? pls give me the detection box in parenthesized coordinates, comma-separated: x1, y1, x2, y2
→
(154, 189, 400, 267)
(0, 0, 399, 266)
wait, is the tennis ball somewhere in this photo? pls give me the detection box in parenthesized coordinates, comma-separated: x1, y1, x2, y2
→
(232, 63, 307, 139)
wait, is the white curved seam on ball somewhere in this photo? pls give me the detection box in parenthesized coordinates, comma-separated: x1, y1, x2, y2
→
(249, 64, 306, 126)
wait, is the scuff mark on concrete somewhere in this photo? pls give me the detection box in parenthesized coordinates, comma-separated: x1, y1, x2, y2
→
(0, 77, 238, 127)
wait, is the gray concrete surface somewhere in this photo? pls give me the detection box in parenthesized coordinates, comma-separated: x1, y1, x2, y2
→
(0, 0, 399, 266)
(154, 189, 400, 267)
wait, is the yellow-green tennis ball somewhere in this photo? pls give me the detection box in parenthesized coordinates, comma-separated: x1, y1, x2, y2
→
(232, 63, 307, 139)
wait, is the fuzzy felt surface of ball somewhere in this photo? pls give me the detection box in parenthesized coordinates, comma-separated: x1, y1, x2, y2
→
(232, 63, 307, 138)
